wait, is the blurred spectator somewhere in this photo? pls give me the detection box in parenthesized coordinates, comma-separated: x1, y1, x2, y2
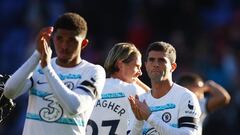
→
(176, 72, 231, 135)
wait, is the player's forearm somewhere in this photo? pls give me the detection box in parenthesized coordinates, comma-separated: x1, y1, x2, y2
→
(208, 82, 231, 104)
(4, 51, 40, 99)
(42, 64, 93, 115)
(129, 119, 144, 135)
(135, 78, 150, 92)
(147, 113, 197, 135)
(206, 81, 231, 112)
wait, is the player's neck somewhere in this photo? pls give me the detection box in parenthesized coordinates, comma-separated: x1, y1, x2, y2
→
(56, 58, 82, 68)
(111, 73, 131, 83)
(151, 80, 173, 99)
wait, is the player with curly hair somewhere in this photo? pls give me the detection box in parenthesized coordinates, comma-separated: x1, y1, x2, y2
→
(2, 12, 106, 135)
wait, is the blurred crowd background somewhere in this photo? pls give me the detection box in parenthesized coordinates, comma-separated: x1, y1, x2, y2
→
(0, 0, 240, 134)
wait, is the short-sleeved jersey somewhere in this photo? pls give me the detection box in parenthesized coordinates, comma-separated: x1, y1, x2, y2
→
(138, 83, 201, 134)
(86, 78, 145, 135)
(22, 58, 105, 135)
(197, 98, 207, 135)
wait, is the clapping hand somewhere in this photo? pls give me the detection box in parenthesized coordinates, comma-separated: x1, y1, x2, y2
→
(128, 95, 151, 121)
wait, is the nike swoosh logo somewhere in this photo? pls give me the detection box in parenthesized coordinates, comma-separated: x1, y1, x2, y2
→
(37, 80, 47, 85)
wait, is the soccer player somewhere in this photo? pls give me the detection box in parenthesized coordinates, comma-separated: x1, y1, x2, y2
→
(3, 12, 106, 135)
(86, 43, 150, 135)
(176, 72, 231, 135)
(128, 41, 201, 135)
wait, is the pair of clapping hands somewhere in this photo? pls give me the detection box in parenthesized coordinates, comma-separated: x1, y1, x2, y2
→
(36, 27, 54, 68)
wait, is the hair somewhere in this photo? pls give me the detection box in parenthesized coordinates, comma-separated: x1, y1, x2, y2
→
(145, 41, 176, 64)
(53, 12, 87, 38)
(104, 43, 141, 77)
(176, 72, 204, 87)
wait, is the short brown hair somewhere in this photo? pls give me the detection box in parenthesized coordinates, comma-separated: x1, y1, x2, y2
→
(176, 72, 203, 87)
(146, 41, 176, 64)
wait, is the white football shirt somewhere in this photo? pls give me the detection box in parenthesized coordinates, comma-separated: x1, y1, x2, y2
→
(86, 78, 146, 135)
(23, 58, 106, 135)
(130, 83, 201, 135)
(197, 98, 207, 135)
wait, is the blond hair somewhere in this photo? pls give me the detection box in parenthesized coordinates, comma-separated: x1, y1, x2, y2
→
(104, 43, 141, 77)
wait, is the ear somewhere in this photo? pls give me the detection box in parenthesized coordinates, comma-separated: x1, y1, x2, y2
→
(116, 60, 123, 69)
(170, 63, 177, 72)
(144, 60, 147, 67)
(81, 39, 89, 50)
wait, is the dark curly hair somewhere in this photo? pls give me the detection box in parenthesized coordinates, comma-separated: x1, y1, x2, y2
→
(53, 12, 87, 38)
